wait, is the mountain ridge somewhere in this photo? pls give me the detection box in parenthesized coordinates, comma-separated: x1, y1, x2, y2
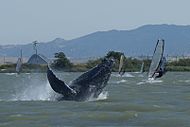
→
(0, 24, 190, 58)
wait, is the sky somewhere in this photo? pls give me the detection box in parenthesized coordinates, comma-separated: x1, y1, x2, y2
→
(0, 0, 190, 45)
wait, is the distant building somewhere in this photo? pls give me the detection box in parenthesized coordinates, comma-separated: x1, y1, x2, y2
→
(27, 54, 49, 65)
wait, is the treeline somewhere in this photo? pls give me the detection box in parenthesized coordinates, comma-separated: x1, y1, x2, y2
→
(1, 51, 190, 73)
(51, 51, 190, 72)
(166, 58, 190, 71)
(52, 51, 190, 72)
(0, 64, 47, 73)
(51, 51, 146, 72)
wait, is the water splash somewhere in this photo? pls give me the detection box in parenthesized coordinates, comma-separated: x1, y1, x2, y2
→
(9, 73, 57, 101)
(11, 82, 57, 101)
(88, 91, 108, 102)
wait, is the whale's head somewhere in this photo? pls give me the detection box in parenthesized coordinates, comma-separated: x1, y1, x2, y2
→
(70, 58, 115, 101)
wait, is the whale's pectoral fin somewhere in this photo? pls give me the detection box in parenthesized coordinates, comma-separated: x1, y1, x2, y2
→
(47, 66, 76, 96)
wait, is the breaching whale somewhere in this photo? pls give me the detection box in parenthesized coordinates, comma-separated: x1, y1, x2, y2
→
(47, 58, 114, 101)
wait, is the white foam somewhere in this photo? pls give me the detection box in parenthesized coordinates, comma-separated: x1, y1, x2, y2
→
(137, 81, 146, 85)
(5, 73, 17, 76)
(11, 82, 56, 101)
(112, 73, 134, 78)
(153, 105, 161, 108)
(10, 114, 23, 117)
(122, 73, 135, 78)
(137, 79, 163, 85)
(116, 79, 127, 84)
(88, 91, 108, 101)
(179, 80, 190, 83)
(146, 79, 163, 83)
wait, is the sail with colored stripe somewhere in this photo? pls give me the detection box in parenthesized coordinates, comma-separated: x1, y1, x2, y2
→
(118, 55, 125, 76)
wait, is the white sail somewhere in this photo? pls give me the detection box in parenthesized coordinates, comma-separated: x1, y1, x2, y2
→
(140, 62, 144, 73)
(148, 39, 164, 79)
(16, 58, 22, 73)
(159, 57, 166, 72)
(16, 50, 23, 73)
(118, 55, 124, 73)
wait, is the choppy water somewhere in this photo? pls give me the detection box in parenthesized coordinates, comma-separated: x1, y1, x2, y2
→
(0, 72, 190, 126)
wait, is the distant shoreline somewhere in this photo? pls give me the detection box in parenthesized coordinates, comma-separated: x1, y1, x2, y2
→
(1, 65, 190, 73)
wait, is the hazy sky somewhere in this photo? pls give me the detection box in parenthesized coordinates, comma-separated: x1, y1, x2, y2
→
(0, 0, 190, 44)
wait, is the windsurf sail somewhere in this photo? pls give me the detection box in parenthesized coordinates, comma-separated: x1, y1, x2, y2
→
(16, 50, 23, 73)
(140, 62, 144, 73)
(118, 55, 125, 76)
(159, 56, 166, 73)
(148, 39, 165, 79)
(16, 58, 22, 73)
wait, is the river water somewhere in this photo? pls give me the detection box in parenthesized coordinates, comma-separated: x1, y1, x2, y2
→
(0, 72, 190, 127)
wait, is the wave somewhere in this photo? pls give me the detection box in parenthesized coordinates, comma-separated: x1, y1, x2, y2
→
(137, 79, 163, 85)
(116, 79, 127, 84)
(178, 80, 190, 83)
(5, 73, 17, 76)
(112, 73, 134, 78)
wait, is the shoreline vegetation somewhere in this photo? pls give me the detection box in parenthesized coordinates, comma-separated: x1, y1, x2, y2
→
(1, 51, 190, 73)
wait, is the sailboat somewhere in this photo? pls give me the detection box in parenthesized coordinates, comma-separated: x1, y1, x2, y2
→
(118, 55, 125, 76)
(148, 39, 166, 80)
(140, 61, 144, 73)
(16, 50, 23, 74)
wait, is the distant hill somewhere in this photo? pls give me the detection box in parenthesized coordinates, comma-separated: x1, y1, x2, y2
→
(0, 24, 190, 59)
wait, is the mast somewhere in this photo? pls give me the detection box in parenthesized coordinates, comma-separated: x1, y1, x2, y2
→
(33, 40, 38, 55)
(3, 55, 5, 64)
(20, 49, 23, 63)
(33, 40, 39, 64)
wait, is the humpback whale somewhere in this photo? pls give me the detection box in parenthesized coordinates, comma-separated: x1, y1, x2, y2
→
(47, 58, 114, 101)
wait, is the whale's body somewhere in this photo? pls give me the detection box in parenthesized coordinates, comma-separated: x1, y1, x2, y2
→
(47, 58, 114, 101)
